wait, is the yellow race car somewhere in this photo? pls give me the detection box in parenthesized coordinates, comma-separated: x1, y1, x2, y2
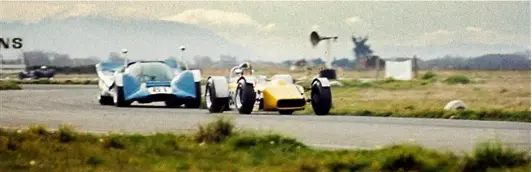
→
(204, 63, 332, 115)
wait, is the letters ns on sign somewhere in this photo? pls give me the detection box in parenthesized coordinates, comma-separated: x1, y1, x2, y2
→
(0, 38, 23, 49)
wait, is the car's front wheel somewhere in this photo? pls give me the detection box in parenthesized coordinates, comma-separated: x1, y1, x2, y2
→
(113, 86, 131, 107)
(205, 81, 228, 113)
(235, 82, 256, 114)
(98, 94, 114, 105)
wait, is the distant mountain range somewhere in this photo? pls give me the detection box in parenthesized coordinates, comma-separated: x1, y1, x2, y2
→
(281, 51, 531, 70)
(1, 16, 529, 70)
(417, 52, 531, 70)
(0, 16, 253, 61)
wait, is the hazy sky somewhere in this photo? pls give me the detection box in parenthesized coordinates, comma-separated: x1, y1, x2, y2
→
(1, 1, 530, 61)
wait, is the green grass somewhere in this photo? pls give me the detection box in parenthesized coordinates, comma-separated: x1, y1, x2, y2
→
(294, 70, 530, 122)
(300, 77, 438, 91)
(0, 118, 529, 171)
(300, 85, 531, 122)
(13, 79, 98, 85)
(302, 108, 531, 122)
(421, 71, 438, 80)
(0, 81, 22, 91)
(444, 74, 472, 84)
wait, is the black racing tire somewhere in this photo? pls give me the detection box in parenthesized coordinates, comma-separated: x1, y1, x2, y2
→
(279, 110, 294, 115)
(205, 81, 228, 113)
(185, 82, 202, 108)
(235, 82, 256, 114)
(114, 86, 131, 107)
(311, 81, 332, 115)
(99, 95, 114, 105)
(18, 73, 25, 80)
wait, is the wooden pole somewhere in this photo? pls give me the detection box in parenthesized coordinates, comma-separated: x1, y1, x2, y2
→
(375, 56, 380, 80)
(413, 55, 418, 78)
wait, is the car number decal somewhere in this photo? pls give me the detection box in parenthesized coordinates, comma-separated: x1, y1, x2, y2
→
(148, 87, 172, 94)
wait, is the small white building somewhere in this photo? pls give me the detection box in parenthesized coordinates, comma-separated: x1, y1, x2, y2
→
(383, 57, 414, 80)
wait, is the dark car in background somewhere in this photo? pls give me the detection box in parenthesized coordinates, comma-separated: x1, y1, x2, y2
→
(18, 66, 56, 80)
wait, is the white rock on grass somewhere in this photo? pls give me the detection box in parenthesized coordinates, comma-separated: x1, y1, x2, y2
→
(329, 80, 344, 87)
(444, 100, 467, 110)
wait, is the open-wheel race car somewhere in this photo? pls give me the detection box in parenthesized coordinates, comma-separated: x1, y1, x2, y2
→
(204, 62, 332, 115)
(95, 49, 202, 108)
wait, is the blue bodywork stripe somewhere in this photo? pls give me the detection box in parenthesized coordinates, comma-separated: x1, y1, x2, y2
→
(123, 74, 142, 101)
(146, 81, 171, 87)
(171, 71, 197, 98)
(121, 71, 197, 101)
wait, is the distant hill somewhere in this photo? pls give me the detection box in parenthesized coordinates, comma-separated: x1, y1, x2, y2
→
(0, 16, 252, 62)
(275, 52, 531, 71)
(418, 52, 531, 70)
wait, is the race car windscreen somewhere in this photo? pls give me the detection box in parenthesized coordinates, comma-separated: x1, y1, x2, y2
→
(129, 63, 174, 82)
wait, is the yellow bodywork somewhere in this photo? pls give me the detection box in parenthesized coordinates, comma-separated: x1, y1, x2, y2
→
(262, 84, 305, 111)
(228, 83, 238, 91)
(229, 78, 306, 111)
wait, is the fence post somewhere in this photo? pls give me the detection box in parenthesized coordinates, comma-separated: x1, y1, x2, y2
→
(375, 56, 380, 80)
(413, 55, 418, 78)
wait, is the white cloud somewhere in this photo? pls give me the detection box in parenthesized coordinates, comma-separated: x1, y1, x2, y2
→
(423, 29, 455, 36)
(263, 23, 276, 31)
(461, 27, 525, 45)
(0, 3, 142, 23)
(465, 26, 482, 32)
(404, 27, 529, 46)
(160, 9, 282, 59)
(0, 3, 67, 23)
(416, 29, 456, 45)
(54, 4, 98, 19)
(344, 16, 363, 24)
(160, 9, 274, 31)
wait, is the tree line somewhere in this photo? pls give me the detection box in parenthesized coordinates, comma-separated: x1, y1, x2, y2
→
(282, 53, 531, 70)
(1, 50, 529, 75)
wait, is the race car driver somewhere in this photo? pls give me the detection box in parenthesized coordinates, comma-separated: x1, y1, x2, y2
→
(233, 62, 253, 76)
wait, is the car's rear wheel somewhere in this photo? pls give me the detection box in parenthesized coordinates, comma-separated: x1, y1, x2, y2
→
(114, 86, 131, 107)
(235, 82, 256, 114)
(311, 81, 332, 115)
(18, 73, 25, 80)
(205, 81, 228, 113)
(185, 82, 202, 108)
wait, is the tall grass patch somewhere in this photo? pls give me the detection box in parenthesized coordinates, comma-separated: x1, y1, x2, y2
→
(444, 75, 471, 84)
(0, 81, 21, 90)
(194, 116, 234, 143)
(0, 119, 529, 171)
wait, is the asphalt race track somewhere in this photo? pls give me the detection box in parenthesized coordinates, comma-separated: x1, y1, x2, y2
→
(0, 84, 530, 153)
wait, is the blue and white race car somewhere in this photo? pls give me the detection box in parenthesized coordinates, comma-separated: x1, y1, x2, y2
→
(95, 50, 202, 108)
